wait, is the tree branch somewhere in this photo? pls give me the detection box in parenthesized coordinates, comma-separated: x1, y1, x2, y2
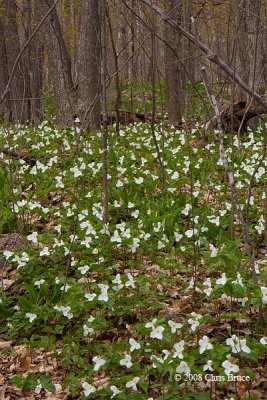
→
(139, 0, 267, 110)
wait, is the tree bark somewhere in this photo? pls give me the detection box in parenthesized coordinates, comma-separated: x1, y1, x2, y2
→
(164, 0, 184, 126)
(236, 0, 266, 101)
(39, 0, 76, 127)
(77, 0, 101, 132)
(0, 0, 28, 122)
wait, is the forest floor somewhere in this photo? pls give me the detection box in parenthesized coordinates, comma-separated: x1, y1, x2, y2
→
(0, 121, 266, 399)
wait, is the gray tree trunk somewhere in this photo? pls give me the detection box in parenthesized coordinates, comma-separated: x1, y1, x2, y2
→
(39, 0, 76, 127)
(236, 0, 266, 100)
(77, 0, 101, 132)
(164, 0, 184, 126)
(1, 0, 28, 122)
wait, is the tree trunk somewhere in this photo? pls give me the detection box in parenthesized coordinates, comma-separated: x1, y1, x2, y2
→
(77, 0, 101, 132)
(164, 0, 184, 126)
(21, 0, 43, 124)
(236, 0, 265, 100)
(39, 0, 76, 127)
(0, 0, 28, 122)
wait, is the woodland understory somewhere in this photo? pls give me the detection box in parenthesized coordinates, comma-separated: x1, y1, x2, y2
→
(0, 1, 267, 399)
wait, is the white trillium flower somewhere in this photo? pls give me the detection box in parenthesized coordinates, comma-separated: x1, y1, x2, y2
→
(261, 287, 267, 304)
(150, 325, 164, 340)
(82, 382, 96, 397)
(188, 312, 202, 332)
(222, 354, 239, 374)
(173, 340, 185, 359)
(34, 279, 45, 289)
(93, 355, 106, 371)
(83, 325, 94, 337)
(3, 250, 13, 259)
(125, 273, 135, 288)
(168, 320, 183, 334)
(129, 338, 141, 352)
(34, 383, 42, 394)
(203, 360, 214, 371)
(145, 318, 157, 329)
(176, 361, 191, 375)
(78, 265, 90, 275)
(216, 273, 227, 286)
(110, 385, 121, 398)
(120, 354, 133, 368)
(84, 293, 96, 301)
(125, 376, 140, 391)
(40, 246, 50, 256)
(209, 244, 218, 257)
(26, 312, 37, 323)
(199, 335, 213, 354)
(226, 335, 251, 353)
(27, 231, 38, 243)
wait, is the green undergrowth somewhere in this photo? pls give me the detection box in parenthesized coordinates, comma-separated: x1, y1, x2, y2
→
(0, 121, 266, 399)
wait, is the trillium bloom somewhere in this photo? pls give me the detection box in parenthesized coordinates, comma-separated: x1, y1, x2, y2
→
(134, 177, 144, 184)
(53, 305, 70, 318)
(82, 382, 96, 397)
(203, 360, 214, 371)
(174, 232, 183, 242)
(26, 312, 37, 323)
(261, 287, 267, 304)
(173, 340, 185, 359)
(34, 383, 42, 394)
(125, 273, 135, 288)
(176, 361, 191, 375)
(120, 354, 133, 368)
(34, 279, 45, 289)
(260, 337, 267, 345)
(199, 335, 213, 354)
(83, 325, 94, 337)
(40, 246, 50, 256)
(98, 284, 109, 302)
(3, 250, 13, 259)
(209, 244, 218, 257)
(203, 278, 212, 296)
(145, 318, 157, 329)
(226, 335, 251, 353)
(168, 320, 183, 334)
(216, 273, 227, 286)
(222, 354, 239, 375)
(150, 325, 164, 340)
(188, 312, 202, 332)
(84, 293, 96, 301)
(27, 231, 38, 243)
(129, 338, 141, 352)
(110, 385, 121, 398)
(93, 356, 106, 371)
(78, 265, 90, 275)
(112, 274, 124, 290)
(125, 377, 140, 391)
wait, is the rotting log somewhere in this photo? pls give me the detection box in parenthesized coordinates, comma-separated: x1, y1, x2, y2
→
(206, 99, 267, 133)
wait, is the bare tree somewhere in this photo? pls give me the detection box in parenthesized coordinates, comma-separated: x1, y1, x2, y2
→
(38, 0, 76, 127)
(164, 0, 184, 126)
(0, 0, 27, 122)
(77, 0, 101, 132)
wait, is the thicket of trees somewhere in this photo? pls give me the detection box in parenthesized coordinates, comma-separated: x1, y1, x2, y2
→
(0, 0, 266, 131)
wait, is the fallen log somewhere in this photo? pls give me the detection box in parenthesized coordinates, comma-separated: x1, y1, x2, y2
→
(0, 147, 36, 165)
(206, 99, 267, 133)
(102, 110, 161, 125)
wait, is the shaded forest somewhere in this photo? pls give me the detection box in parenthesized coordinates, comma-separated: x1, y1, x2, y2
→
(0, 1, 267, 399)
